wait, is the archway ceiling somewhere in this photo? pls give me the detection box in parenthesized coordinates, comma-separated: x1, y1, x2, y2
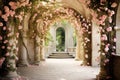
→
(60, 0, 91, 19)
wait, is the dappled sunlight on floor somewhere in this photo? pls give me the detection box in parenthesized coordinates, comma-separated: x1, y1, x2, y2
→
(17, 59, 99, 80)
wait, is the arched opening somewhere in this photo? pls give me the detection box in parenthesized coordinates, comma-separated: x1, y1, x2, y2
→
(1, 0, 119, 80)
(0, 1, 95, 78)
(47, 20, 77, 59)
(56, 27, 65, 52)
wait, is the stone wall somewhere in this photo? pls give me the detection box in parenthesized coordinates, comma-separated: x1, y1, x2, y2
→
(116, 3, 120, 55)
(92, 22, 101, 66)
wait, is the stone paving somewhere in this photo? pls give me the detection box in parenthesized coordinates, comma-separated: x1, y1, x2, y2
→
(17, 59, 99, 80)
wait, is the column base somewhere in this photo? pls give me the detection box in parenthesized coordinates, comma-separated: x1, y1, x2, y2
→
(17, 63, 29, 67)
(34, 61, 40, 65)
(75, 58, 81, 61)
(17, 61, 29, 67)
(40, 58, 45, 61)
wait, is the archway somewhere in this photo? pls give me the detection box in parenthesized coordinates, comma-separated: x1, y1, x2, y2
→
(0, 0, 118, 80)
(0, 0, 94, 78)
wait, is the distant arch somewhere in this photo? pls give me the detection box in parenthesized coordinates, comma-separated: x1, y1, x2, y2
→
(56, 27, 65, 51)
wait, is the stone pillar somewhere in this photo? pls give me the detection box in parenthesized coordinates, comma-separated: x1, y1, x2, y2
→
(4, 38, 19, 78)
(40, 39, 45, 61)
(92, 22, 100, 66)
(34, 36, 41, 65)
(17, 14, 30, 67)
(18, 37, 29, 67)
(2, 38, 28, 80)
(75, 36, 84, 61)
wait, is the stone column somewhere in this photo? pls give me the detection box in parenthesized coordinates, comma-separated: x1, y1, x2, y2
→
(17, 14, 30, 67)
(5, 38, 19, 79)
(40, 39, 45, 61)
(34, 36, 40, 65)
(2, 38, 28, 80)
(18, 37, 29, 67)
(75, 36, 84, 61)
(92, 22, 100, 66)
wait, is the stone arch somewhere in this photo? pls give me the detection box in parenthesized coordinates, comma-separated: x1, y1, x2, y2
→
(49, 21, 75, 53)
(0, 1, 101, 79)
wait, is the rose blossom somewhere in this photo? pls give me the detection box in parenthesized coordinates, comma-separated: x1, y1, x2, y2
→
(101, 34, 107, 41)
(0, 36, 3, 40)
(105, 46, 109, 52)
(106, 27, 112, 32)
(5, 52, 10, 56)
(111, 2, 117, 8)
(0, 57, 5, 67)
(114, 38, 117, 42)
(4, 6, 10, 13)
(0, 22, 3, 26)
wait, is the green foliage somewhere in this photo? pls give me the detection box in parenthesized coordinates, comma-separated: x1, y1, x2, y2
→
(56, 27, 65, 51)
(45, 31, 53, 46)
(61, 19, 68, 26)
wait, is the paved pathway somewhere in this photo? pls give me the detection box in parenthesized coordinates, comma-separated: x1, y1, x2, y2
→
(17, 59, 99, 80)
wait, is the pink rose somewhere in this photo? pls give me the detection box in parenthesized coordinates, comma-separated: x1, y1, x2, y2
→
(16, 47, 19, 52)
(4, 40, 8, 44)
(1, 15, 8, 21)
(1, 46, 5, 49)
(85, 54, 88, 58)
(7, 46, 11, 50)
(106, 27, 112, 32)
(101, 34, 107, 41)
(113, 46, 116, 49)
(114, 38, 117, 42)
(3, 26, 7, 30)
(0, 36, 3, 40)
(4, 6, 10, 13)
(112, 52, 115, 55)
(0, 22, 3, 26)
(0, 57, 5, 67)
(111, 2, 117, 8)
(9, 10, 15, 17)
(104, 59, 109, 63)
(16, 33, 19, 38)
(9, 1, 17, 10)
(109, 10, 115, 17)
(5, 52, 10, 56)
(105, 46, 109, 52)
(18, 25, 23, 30)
